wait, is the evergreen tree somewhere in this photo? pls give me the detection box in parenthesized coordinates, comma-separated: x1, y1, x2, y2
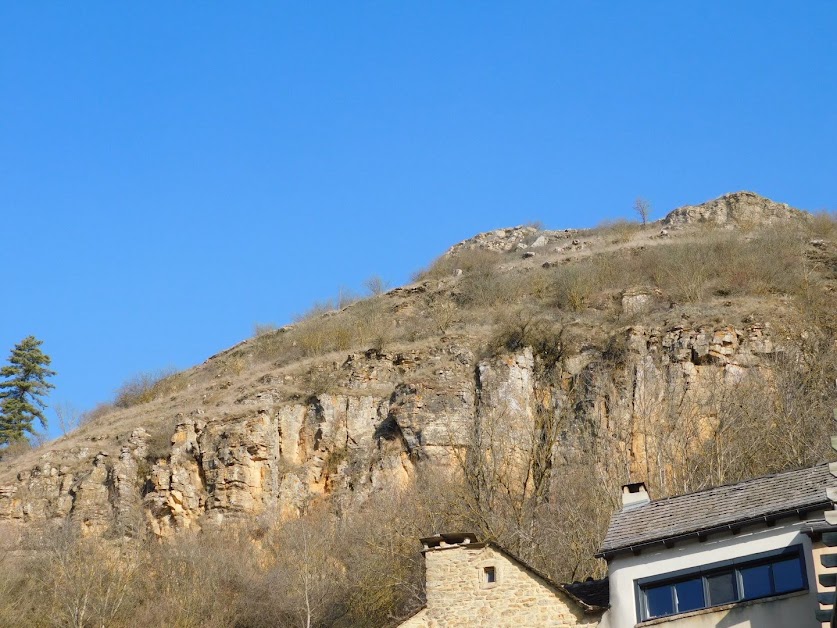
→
(0, 336, 56, 444)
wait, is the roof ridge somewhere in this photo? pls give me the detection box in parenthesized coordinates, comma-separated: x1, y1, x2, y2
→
(642, 463, 828, 507)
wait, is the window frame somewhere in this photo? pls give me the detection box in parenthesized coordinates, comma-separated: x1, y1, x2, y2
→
(635, 545, 808, 622)
(478, 561, 499, 589)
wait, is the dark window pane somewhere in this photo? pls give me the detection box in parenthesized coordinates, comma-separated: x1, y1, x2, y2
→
(674, 578, 705, 612)
(645, 584, 674, 618)
(741, 564, 772, 599)
(772, 558, 804, 594)
(707, 571, 737, 605)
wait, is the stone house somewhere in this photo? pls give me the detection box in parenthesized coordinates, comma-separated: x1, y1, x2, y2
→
(397, 532, 607, 627)
(597, 464, 837, 627)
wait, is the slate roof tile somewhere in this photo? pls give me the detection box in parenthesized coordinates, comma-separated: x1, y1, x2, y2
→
(563, 577, 609, 609)
(599, 463, 836, 556)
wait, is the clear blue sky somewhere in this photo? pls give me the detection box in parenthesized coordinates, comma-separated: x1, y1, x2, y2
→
(1, 3, 835, 439)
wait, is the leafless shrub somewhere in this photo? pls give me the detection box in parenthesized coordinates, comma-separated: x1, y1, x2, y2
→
(593, 218, 643, 243)
(489, 308, 563, 366)
(418, 248, 505, 281)
(553, 264, 595, 311)
(0, 439, 32, 462)
(54, 402, 82, 436)
(363, 275, 390, 296)
(336, 287, 359, 309)
(806, 210, 837, 240)
(114, 367, 186, 409)
(80, 402, 116, 425)
(20, 524, 147, 627)
(252, 322, 277, 337)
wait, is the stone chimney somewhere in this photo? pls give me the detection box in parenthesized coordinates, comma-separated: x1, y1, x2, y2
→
(621, 482, 650, 510)
(420, 532, 479, 552)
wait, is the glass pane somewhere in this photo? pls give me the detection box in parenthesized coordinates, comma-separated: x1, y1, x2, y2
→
(645, 584, 674, 618)
(772, 558, 804, 594)
(674, 578, 705, 612)
(741, 564, 772, 599)
(707, 571, 737, 605)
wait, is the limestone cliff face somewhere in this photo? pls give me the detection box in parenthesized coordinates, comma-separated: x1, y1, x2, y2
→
(0, 191, 821, 540)
(0, 319, 783, 538)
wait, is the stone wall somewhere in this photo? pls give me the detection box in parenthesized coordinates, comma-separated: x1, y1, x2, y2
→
(406, 543, 600, 627)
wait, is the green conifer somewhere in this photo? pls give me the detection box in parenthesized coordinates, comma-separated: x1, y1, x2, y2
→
(0, 336, 56, 444)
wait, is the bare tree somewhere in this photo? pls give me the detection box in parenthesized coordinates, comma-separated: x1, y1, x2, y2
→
(363, 275, 390, 296)
(633, 197, 651, 226)
(54, 402, 82, 436)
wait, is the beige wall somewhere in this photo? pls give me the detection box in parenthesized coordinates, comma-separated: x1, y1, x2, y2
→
(812, 540, 836, 628)
(402, 544, 599, 628)
(399, 608, 430, 627)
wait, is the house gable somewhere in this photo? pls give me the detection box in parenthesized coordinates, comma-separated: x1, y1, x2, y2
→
(398, 534, 603, 627)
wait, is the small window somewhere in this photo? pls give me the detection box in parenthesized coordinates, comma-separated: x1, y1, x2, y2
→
(484, 566, 496, 584)
(706, 571, 736, 605)
(740, 564, 772, 600)
(673, 578, 704, 613)
(638, 546, 807, 621)
(773, 557, 804, 594)
(644, 583, 674, 618)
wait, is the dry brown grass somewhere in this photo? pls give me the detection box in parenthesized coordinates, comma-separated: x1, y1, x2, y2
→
(537, 225, 816, 309)
(587, 218, 644, 244)
(417, 248, 505, 281)
(114, 368, 188, 409)
(807, 210, 837, 239)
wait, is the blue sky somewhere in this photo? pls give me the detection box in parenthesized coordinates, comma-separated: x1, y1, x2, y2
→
(1, 3, 835, 438)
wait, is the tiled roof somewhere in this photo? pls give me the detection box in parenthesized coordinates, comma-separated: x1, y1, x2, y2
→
(599, 463, 836, 557)
(563, 577, 609, 609)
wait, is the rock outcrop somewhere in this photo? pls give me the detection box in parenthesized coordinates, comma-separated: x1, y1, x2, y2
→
(663, 191, 808, 228)
(0, 319, 786, 538)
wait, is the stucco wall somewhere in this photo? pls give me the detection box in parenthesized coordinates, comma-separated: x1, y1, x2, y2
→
(605, 519, 820, 628)
(414, 544, 599, 627)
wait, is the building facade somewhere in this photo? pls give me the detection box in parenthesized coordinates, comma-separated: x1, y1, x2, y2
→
(398, 533, 605, 628)
(597, 465, 837, 627)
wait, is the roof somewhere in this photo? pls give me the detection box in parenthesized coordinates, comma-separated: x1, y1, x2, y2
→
(563, 577, 610, 609)
(419, 532, 478, 548)
(599, 463, 836, 558)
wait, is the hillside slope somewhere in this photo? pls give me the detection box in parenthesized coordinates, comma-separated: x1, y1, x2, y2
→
(1, 192, 835, 604)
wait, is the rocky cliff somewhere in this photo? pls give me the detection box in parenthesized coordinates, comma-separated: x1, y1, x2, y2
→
(662, 190, 809, 228)
(0, 192, 833, 548)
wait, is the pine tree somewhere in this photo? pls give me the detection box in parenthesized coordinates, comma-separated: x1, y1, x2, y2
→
(0, 336, 56, 444)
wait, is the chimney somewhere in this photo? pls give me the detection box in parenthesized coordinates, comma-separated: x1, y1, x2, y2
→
(622, 482, 650, 510)
(420, 532, 478, 552)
